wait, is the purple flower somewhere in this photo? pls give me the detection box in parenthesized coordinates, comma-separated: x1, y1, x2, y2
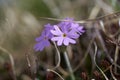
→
(51, 25, 79, 46)
(34, 18, 85, 51)
(58, 18, 85, 35)
(57, 18, 73, 30)
(51, 18, 85, 46)
(34, 24, 53, 51)
(70, 23, 85, 35)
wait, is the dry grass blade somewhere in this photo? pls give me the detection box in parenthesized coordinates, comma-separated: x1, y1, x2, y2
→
(53, 41, 61, 70)
(46, 42, 62, 80)
(110, 65, 117, 80)
(93, 42, 109, 80)
(47, 69, 64, 80)
(73, 35, 95, 72)
(0, 46, 16, 80)
(114, 35, 120, 74)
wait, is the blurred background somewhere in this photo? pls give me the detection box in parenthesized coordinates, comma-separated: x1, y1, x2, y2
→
(0, 0, 120, 80)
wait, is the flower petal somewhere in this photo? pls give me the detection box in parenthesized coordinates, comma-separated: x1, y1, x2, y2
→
(50, 25, 63, 35)
(34, 39, 50, 51)
(34, 42, 44, 51)
(63, 38, 69, 46)
(68, 38, 76, 44)
(67, 30, 79, 39)
(77, 27, 85, 34)
(44, 40, 50, 47)
(51, 30, 61, 35)
(57, 38, 64, 46)
(35, 36, 43, 41)
(71, 23, 79, 28)
(63, 37, 76, 45)
(54, 25, 63, 34)
(51, 37, 62, 41)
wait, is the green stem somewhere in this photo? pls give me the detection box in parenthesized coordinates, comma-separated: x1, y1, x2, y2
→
(63, 51, 75, 80)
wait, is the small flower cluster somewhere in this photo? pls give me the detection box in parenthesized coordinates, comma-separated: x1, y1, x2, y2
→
(34, 18, 85, 51)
